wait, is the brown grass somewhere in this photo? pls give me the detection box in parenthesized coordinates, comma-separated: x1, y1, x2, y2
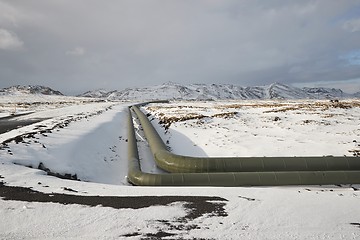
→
(157, 112, 239, 129)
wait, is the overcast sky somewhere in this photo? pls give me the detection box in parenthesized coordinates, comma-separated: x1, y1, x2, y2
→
(1, 0, 360, 94)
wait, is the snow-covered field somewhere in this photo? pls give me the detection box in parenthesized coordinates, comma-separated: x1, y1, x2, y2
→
(144, 100, 360, 158)
(1, 94, 360, 239)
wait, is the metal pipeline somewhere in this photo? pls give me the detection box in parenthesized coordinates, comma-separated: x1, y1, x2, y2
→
(131, 105, 360, 173)
(127, 107, 360, 186)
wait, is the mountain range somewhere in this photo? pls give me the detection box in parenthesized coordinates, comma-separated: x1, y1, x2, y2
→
(1, 83, 359, 100)
(78, 82, 357, 101)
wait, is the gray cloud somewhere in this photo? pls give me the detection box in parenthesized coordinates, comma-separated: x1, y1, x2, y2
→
(66, 47, 85, 56)
(0, 28, 23, 50)
(0, 0, 360, 94)
(343, 18, 360, 32)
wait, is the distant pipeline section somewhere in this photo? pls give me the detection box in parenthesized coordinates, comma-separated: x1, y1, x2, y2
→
(127, 105, 360, 186)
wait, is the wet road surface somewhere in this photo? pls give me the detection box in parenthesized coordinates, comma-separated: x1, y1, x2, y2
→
(0, 112, 45, 134)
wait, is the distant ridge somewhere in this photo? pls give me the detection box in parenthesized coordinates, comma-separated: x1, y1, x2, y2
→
(354, 91, 360, 98)
(78, 82, 354, 101)
(0, 85, 63, 96)
(1, 83, 356, 100)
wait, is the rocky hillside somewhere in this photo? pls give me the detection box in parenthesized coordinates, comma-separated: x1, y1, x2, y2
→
(0, 85, 63, 96)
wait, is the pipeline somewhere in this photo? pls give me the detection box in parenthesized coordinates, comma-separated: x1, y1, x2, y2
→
(127, 107, 360, 186)
(131, 105, 360, 173)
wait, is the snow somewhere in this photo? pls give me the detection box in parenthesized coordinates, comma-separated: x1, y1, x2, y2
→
(1, 199, 187, 239)
(7, 104, 129, 185)
(145, 100, 360, 158)
(1, 94, 360, 239)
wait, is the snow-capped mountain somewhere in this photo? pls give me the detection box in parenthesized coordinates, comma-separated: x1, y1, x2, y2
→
(354, 91, 360, 98)
(77, 89, 109, 98)
(0, 85, 63, 96)
(302, 87, 346, 99)
(78, 82, 352, 101)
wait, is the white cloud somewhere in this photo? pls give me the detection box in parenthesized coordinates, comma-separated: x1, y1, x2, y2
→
(343, 18, 360, 32)
(0, 28, 23, 50)
(66, 47, 85, 56)
(0, 1, 21, 26)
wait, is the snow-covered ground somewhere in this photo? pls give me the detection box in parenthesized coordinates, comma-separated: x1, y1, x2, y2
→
(144, 100, 360, 158)
(1, 95, 360, 239)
